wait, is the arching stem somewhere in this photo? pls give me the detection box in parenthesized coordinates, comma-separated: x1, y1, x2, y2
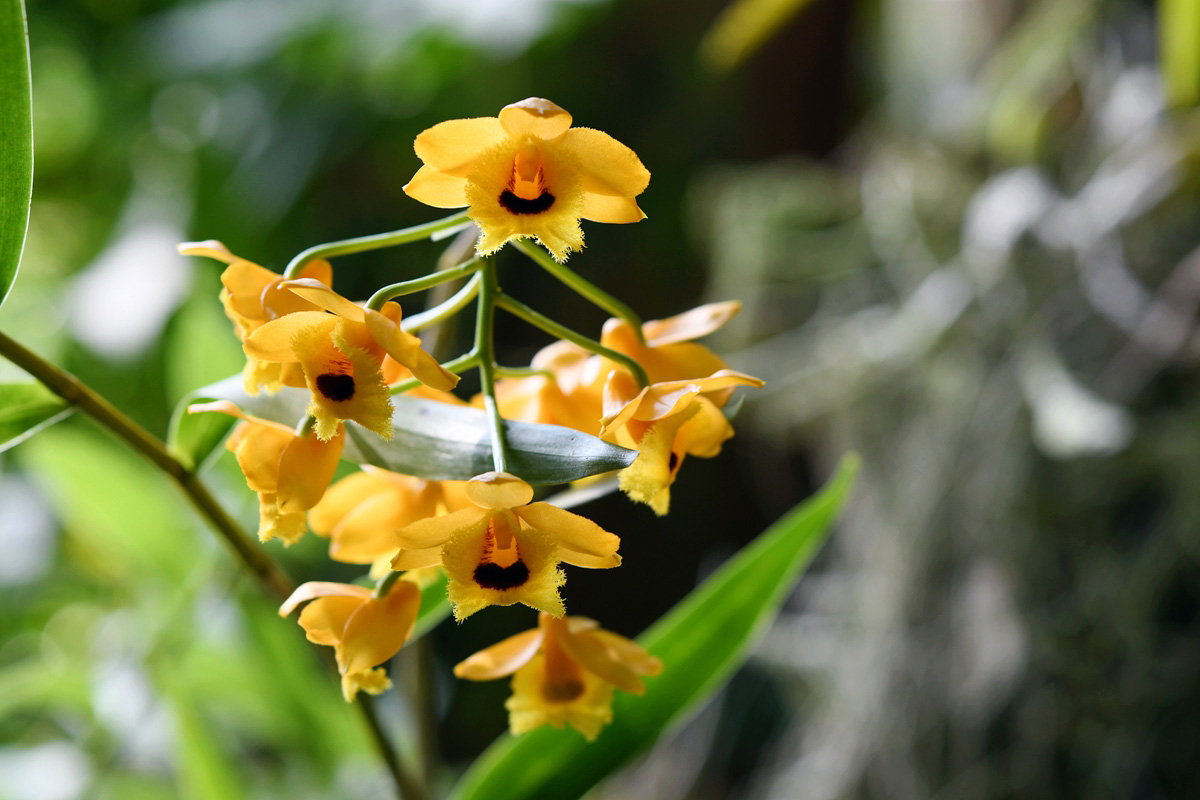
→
(495, 294, 650, 388)
(284, 211, 473, 278)
(475, 259, 510, 473)
(512, 239, 644, 342)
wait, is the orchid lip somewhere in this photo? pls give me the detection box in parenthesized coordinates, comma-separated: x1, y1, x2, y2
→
(474, 561, 531, 589)
(542, 678, 585, 702)
(499, 189, 555, 215)
(316, 373, 355, 401)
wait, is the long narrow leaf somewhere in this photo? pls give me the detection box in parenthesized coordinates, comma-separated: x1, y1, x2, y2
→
(451, 454, 858, 800)
(172, 375, 637, 484)
(0, 0, 32, 309)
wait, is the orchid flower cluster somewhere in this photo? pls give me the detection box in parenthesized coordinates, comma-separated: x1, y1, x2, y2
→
(182, 98, 762, 740)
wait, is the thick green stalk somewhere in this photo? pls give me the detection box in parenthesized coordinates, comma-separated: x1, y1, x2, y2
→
(284, 211, 473, 278)
(495, 294, 650, 388)
(512, 239, 644, 341)
(402, 272, 482, 334)
(475, 260, 509, 473)
(494, 365, 551, 379)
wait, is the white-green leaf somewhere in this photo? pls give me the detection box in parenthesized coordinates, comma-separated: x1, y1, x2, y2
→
(170, 375, 637, 484)
(450, 454, 858, 800)
(0, 382, 72, 453)
(0, 0, 32, 309)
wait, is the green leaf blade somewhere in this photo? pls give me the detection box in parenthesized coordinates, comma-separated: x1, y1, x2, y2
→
(1162, 0, 1200, 107)
(0, 0, 33, 309)
(0, 382, 72, 453)
(450, 454, 859, 800)
(173, 375, 637, 484)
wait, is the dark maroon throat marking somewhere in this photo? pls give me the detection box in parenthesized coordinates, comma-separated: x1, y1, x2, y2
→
(542, 679, 586, 702)
(474, 561, 531, 589)
(499, 190, 555, 215)
(316, 373, 355, 402)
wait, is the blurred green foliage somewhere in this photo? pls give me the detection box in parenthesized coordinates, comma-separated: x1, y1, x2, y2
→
(2, 0, 1200, 798)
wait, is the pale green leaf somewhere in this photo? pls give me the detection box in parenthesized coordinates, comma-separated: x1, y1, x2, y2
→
(451, 454, 858, 800)
(1161, 0, 1200, 107)
(167, 686, 247, 800)
(172, 375, 637, 484)
(0, 382, 72, 453)
(0, 0, 32, 309)
(19, 425, 202, 584)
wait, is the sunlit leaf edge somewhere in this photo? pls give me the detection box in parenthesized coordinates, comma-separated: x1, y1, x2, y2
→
(0, 0, 32, 310)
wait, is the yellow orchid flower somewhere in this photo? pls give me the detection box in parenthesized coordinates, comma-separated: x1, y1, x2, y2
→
(600, 369, 764, 516)
(455, 612, 662, 741)
(190, 400, 344, 545)
(242, 279, 459, 441)
(404, 98, 650, 262)
(280, 577, 422, 701)
(390, 472, 620, 621)
(309, 466, 471, 569)
(178, 240, 332, 395)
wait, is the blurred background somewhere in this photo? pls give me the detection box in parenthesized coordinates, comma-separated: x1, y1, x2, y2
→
(2, 0, 1199, 797)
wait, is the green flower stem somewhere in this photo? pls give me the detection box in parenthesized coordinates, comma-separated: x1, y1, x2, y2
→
(284, 211, 473, 278)
(495, 294, 650, 388)
(401, 272, 482, 334)
(388, 350, 480, 396)
(494, 365, 552, 379)
(375, 568, 402, 597)
(475, 259, 510, 473)
(512, 239, 644, 342)
(358, 696, 429, 800)
(0, 329, 425, 800)
(414, 636, 439, 785)
(367, 257, 483, 311)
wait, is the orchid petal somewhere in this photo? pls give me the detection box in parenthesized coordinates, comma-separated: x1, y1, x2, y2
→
(340, 581, 421, 674)
(280, 580, 372, 617)
(243, 311, 334, 362)
(558, 127, 650, 197)
(403, 165, 469, 208)
(642, 301, 742, 347)
(414, 117, 509, 175)
(498, 98, 572, 140)
(281, 279, 365, 321)
(515, 502, 619, 558)
(465, 472, 535, 509)
(454, 628, 545, 680)
(393, 507, 484, 550)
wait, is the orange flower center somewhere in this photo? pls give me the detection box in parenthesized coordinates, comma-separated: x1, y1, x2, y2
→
(541, 677, 586, 702)
(541, 624, 586, 702)
(499, 142, 554, 215)
(473, 515, 530, 590)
